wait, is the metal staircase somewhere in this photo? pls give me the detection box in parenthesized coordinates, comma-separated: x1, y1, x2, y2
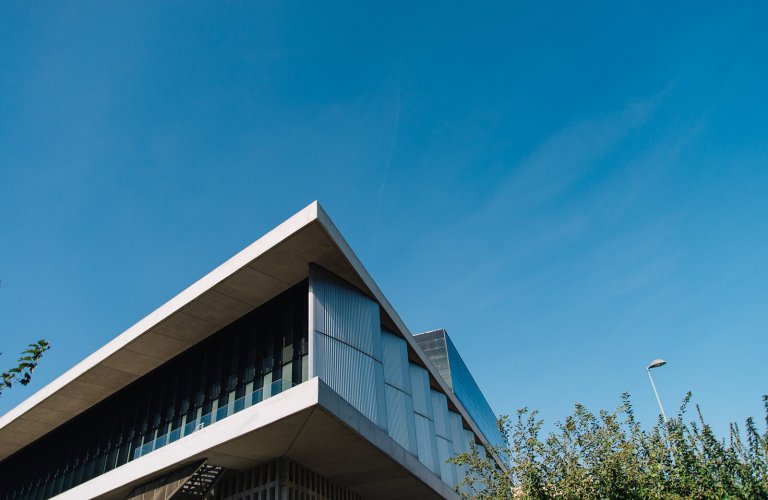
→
(125, 459, 225, 500)
(172, 463, 225, 499)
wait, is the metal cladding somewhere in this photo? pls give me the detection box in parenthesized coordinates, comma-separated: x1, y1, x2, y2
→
(431, 390, 458, 486)
(461, 428, 479, 495)
(462, 428, 477, 454)
(414, 329, 505, 450)
(308, 290, 474, 482)
(431, 390, 451, 440)
(310, 266, 387, 429)
(436, 435, 458, 487)
(448, 410, 466, 455)
(309, 265, 496, 492)
(413, 413, 440, 474)
(381, 330, 418, 454)
(409, 364, 434, 421)
(313, 332, 388, 429)
(310, 267, 495, 490)
(384, 384, 418, 455)
(449, 411, 469, 489)
(408, 364, 440, 473)
(411, 329, 453, 389)
(381, 330, 412, 394)
(311, 266, 382, 362)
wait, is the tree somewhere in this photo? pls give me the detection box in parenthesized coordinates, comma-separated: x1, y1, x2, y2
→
(0, 340, 51, 398)
(1, 281, 52, 398)
(451, 393, 768, 499)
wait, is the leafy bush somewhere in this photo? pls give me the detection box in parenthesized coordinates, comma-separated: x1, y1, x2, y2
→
(451, 393, 768, 499)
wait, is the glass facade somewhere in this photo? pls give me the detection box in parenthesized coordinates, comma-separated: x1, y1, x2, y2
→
(0, 281, 308, 500)
(414, 329, 505, 450)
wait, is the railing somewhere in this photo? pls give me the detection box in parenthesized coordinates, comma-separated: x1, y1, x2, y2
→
(132, 379, 294, 460)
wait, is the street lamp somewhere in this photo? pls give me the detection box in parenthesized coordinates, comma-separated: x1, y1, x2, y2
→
(646, 358, 668, 423)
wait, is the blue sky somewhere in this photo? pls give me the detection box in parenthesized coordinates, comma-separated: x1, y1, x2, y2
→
(1, 2, 767, 436)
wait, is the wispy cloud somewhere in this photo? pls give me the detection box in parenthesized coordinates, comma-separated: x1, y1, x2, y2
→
(371, 81, 403, 260)
(481, 93, 663, 217)
(419, 87, 712, 316)
(376, 82, 402, 220)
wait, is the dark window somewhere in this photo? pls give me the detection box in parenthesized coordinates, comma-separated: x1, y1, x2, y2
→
(0, 281, 308, 500)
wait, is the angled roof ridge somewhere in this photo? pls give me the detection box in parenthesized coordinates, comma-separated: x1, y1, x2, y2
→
(0, 200, 498, 466)
(0, 202, 320, 445)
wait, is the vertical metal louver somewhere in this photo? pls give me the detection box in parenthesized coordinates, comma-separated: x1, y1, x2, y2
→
(313, 332, 387, 428)
(431, 390, 451, 440)
(381, 330, 412, 394)
(448, 412, 464, 451)
(431, 390, 457, 486)
(460, 428, 480, 496)
(409, 363, 439, 474)
(384, 384, 418, 455)
(448, 411, 469, 488)
(381, 330, 418, 454)
(309, 266, 388, 430)
(311, 267, 382, 362)
(409, 364, 434, 421)
(308, 265, 482, 492)
(436, 436, 458, 487)
(413, 413, 440, 474)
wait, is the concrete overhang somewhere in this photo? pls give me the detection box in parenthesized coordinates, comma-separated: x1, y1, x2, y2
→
(54, 378, 458, 500)
(0, 201, 494, 467)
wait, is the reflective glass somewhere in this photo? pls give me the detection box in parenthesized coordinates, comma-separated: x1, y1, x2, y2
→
(1, 281, 309, 500)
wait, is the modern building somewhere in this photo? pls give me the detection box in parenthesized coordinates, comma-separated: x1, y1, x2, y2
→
(413, 330, 505, 452)
(0, 202, 502, 500)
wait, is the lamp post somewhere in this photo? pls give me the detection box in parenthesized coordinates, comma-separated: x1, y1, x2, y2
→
(646, 358, 668, 423)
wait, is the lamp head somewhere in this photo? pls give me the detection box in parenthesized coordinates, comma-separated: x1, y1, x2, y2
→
(647, 359, 667, 370)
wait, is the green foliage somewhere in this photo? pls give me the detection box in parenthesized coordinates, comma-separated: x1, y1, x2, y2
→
(0, 340, 51, 397)
(450, 393, 768, 499)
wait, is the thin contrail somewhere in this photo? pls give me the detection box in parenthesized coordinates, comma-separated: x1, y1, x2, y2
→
(372, 82, 402, 259)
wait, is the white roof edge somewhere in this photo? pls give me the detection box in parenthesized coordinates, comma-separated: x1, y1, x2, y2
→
(2, 200, 500, 466)
(0, 202, 320, 430)
(53, 378, 323, 500)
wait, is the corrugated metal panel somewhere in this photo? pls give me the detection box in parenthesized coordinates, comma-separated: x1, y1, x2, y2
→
(384, 384, 417, 455)
(448, 413, 468, 488)
(463, 428, 488, 463)
(373, 360, 387, 429)
(436, 435, 458, 487)
(313, 331, 387, 429)
(310, 266, 382, 362)
(413, 330, 452, 389)
(431, 389, 451, 440)
(381, 330, 411, 395)
(460, 428, 477, 495)
(409, 364, 433, 420)
(462, 428, 476, 454)
(414, 413, 440, 474)
(448, 411, 465, 454)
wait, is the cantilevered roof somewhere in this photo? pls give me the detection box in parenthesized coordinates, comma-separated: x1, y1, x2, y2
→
(0, 201, 491, 463)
